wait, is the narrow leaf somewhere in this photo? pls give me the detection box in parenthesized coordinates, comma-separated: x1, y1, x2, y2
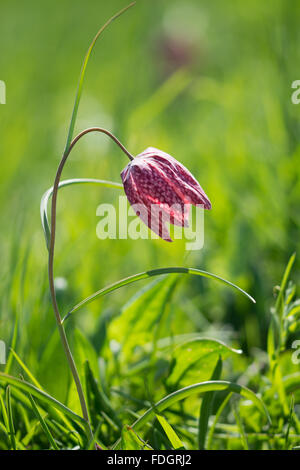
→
(115, 425, 151, 450)
(156, 414, 184, 449)
(198, 356, 222, 449)
(65, 267, 255, 321)
(40, 178, 122, 249)
(0, 373, 85, 426)
(233, 402, 249, 450)
(8, 349, 75, 434)
(63, 2, 136, 153)
(131, 381, 271, 432)
(4, 314, 18, 375)
(28, 393, 59, 450)
(9, 348, 42, 389)
(206, 392, 232, 450)
(0, 393, 9, 434)
(6, 386, 16, 450)
(275, 253, 296, 315)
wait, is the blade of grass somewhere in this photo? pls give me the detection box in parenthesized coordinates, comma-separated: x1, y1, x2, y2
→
(284, 396, 295, 450)
(113, 381, 270, 448)
(233, 402, 249, 450)
(87, 421, 108, 450)
(22, 419, 41, 447)
(9, 348, 42, 389)
(0, 394, 26, 450)
(156, 414, 184, 449)
(17, 401, 31, 435)
(0, 373, 85, 427)
(0, 393, 9, 435)
(198, 356, 222, 449)
(267, 256, 295, 416)
(206, 392, 232, 450)
(47, 420, 81, 447)
(28, 393, 59, 450)
(115, 425, 152, 450)
(4, 314, 18, 375)
(6, 386, 16, 450)
(84, 361, 121, 429)
(275, 253, 296, 316)
(63, 2, 136, 153)
(9, 348, 76, 434)
(64, 267, 256, 321)
(131, 381, 271, 430)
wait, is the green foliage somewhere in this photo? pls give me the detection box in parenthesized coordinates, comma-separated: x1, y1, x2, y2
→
(0, 0, 300, 451)
(198, 356, 223, 449)
(0, 257, 299, 449)
(166, 339, 239, 389)
(28, 393, 59, 450)
(115, 425, 152, 450)
(156, 414, 184, 450)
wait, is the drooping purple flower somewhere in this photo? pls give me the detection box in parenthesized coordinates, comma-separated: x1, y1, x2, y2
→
(121, 147, 211, 241)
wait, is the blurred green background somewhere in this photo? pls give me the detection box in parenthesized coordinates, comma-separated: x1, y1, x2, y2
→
(0, 0, 299, 399)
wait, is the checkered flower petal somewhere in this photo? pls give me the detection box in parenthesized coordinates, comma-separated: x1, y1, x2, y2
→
(121, 147, 211, 241)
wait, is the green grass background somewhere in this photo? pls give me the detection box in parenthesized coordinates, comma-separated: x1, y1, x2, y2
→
(0, 0, 300, 450)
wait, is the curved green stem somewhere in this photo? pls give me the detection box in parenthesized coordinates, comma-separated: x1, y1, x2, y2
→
(48, 128, 133, 440)
(46, 2, 136, 446)
(63, 266, 255, 322)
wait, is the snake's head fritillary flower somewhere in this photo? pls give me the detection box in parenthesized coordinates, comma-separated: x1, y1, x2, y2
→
(121, 147, 211, 242)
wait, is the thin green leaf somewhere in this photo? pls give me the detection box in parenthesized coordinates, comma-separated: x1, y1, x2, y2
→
(0, 373, 85, 426)
(63, 2, 135, 153)
(285, 282, 296, 306)
(233, 402, 249, 450)
(6, 386, 16, 450)
(206, 392, 232, 450)
(28, 393, 59, 450)
(285, 396, 295, 450)
(0, 393, 9, 434)
(64, 267, 255, 321)
(115, 425, 152, 450)
(9, 348, 42, 389)
(4, 314, 18, 375)
(198, 356, 223, 449)
(267, 310, 281, 368)
(40, 178, 122, 249)
(84, 361, 121, 429)
(156, 414, 184, 449)
(0, 397, 27, 450)
(275, 253, 296, 316)
(130, 381, 271, 433)
(8, 348, 75, 435)
(22, 420, 41, 447)
(87, 421, 108, 450)
(0, 420, 9, 444)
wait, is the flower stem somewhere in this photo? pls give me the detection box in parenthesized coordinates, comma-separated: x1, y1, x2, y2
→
(48, 128, 133, 442)
(47, 2, 136, 446)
